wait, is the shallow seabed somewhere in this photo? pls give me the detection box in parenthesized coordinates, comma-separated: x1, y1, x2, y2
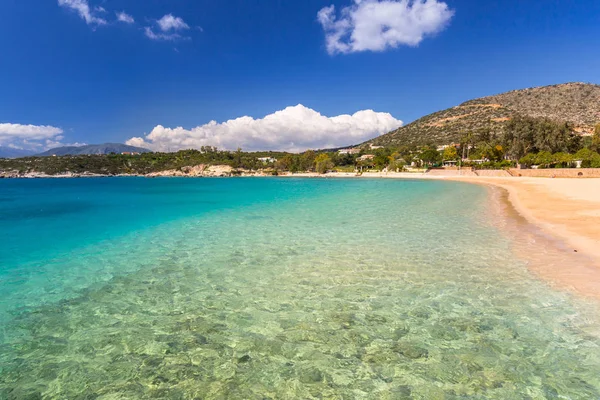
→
(1, 178, 600, 399)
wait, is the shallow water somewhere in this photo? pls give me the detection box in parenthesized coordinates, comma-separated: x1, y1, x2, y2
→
(1, 178, 600, 399)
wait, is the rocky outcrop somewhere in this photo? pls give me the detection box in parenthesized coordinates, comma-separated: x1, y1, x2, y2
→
(0, 165, 274, 178)
(1, 170, 119, 178)
(146, 164, 235, 178)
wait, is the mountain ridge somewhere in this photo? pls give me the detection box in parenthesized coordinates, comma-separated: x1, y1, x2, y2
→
(0, 147, 36, 159)
(37, 143, 151, 157)
(365, 82, 600, 147)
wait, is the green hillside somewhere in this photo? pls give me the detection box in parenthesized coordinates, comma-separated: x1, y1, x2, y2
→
(366, 82, 600, 147)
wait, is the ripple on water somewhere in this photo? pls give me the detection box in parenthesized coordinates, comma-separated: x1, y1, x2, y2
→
(1, 178, 600, 399)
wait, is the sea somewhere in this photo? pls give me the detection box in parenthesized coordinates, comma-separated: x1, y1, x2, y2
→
(1, 177, 599, 399)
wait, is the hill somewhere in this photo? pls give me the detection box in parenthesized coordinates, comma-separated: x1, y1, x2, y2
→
(366, 82, 600, 147)
(37, 143, 151, 157)
(0, 147, 35, 159)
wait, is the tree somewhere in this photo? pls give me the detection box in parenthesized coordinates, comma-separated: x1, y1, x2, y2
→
(534, 151, 553, 168)
(477, 142, 505, 162)
(419, 147, 441, 166)
(232, 148, 242, 169)
(574, 148, 600, 168)
(592, 124, 600, 152)
(314, 154, 333, 174)
(518, 153, 537, 167)
(300, 150, 316, 171)
(276, 154, 294, 171)
(552, 152, 574, 167)
(442, 146, 458, 161)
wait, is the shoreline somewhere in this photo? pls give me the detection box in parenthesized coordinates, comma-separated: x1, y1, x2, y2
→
(435, 175, 600, 299)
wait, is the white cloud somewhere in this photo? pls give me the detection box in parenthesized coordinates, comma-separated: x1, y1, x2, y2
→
(157, 14, 190, 31)
(95, 6, 106, 13)
(0, 123, 66, 151)
(126, 105, 402, 152)
(145, 14, 191, 41)
(318, 0, 454, 55)
(58, 0, 107, 25)
(116, 11, 135, 24)
(144, 27, 183, 41)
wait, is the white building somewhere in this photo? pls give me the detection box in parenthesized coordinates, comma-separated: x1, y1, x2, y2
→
(338, 148, 361, 155)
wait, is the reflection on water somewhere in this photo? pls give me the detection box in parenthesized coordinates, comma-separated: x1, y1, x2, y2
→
(1, 178, 600, 399)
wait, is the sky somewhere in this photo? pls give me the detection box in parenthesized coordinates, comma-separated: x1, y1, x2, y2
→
(0, 0, 599, 153)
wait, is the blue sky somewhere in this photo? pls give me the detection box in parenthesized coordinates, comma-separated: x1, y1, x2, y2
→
(0, 0, 599, 152)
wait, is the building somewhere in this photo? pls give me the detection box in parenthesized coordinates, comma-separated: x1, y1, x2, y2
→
(257, 157, 276, 163)
(338, 148, 361, 155)
(437, 143, 461, 152)
(369, 144, 383, 150)
(357, 154, 375, 161)
(121, 152, 141, 156)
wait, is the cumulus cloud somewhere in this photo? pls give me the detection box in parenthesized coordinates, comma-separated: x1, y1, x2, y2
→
(144, 27, 184, 41)
(157, 14, 190, 31)
(58, 0, 107, 25)
(116, 11, 135, 24)
(0, 123, 66, 151)
(318, 0, 454, 55)
(145, 14, 190, 41)
(126, 105, 402, 152)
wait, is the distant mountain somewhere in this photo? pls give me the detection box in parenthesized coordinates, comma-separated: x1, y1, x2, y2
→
(365, 82, 600, 147)
(0, 147, 36, 159)
(37, 143, 151, 157)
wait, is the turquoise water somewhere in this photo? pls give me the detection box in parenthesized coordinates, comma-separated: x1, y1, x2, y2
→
(1, 177, 600, 399)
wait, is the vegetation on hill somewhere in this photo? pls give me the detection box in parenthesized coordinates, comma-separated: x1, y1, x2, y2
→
(0, 148, 286, 176)
(367, 82, 600, 148)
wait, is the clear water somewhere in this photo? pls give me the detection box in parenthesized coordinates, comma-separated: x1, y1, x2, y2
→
(1, 177, 599, 399)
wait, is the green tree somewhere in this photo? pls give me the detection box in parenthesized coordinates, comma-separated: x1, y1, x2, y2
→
(300, 150, 316, 171)
(314, 154, 333, 174)
(574, 148, 600, 168)
(442, 146, 458, 161)
(591, 124, 600, 152)
(276, 154, 294, 171)
(232, 148, 242, 169)
(534, 151, 553, 167)
(518, 153, 537, 167)
(419, 147, 441, 166)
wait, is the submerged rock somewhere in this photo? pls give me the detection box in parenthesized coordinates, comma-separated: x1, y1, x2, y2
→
(237, 354, 251, 363)
(393, 342, 428, 359)
(298, 367, 324, 383)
